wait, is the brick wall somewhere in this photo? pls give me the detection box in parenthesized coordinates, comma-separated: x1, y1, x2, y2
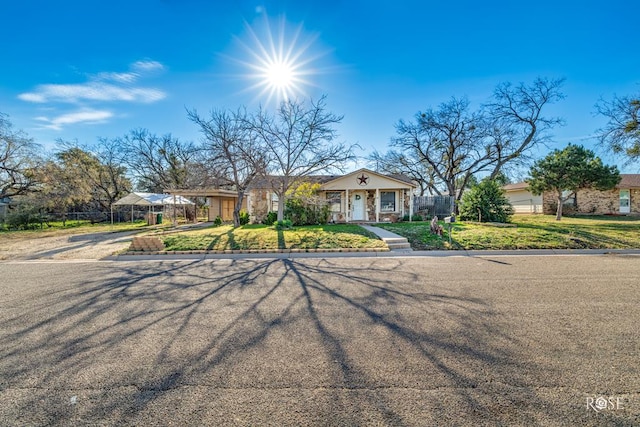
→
(543, 188, 640, 215)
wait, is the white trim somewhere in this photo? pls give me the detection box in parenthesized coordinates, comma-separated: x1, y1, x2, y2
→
(345, 188, 349, 222)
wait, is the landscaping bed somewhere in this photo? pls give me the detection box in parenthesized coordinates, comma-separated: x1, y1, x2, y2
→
(376, 215, 640, 250)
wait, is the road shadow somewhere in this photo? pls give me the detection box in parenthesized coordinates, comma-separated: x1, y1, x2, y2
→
(0, 258, 629, 425)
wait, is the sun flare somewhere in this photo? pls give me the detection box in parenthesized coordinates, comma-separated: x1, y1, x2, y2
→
(233, 15, 324, 105)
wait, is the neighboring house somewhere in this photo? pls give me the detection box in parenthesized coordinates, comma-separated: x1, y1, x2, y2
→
(503, 174, 640, 215)
(503, 182, 543, 213)
(165, 189, 247, 222)
(168, 168, 416, 223)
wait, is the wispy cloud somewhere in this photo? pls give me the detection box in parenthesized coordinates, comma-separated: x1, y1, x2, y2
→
(19, 82, 165, 104)
(131, 60, 164, 72)
(18, 60, 166, 130)
(35, 109, 113, 130)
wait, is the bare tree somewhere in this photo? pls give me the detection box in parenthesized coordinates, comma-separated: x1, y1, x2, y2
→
(0, 113, 42, 199)
(392, 97, 491, 205)
(116, 129, 198, 192)
(188, 108, 267, 227)
(251, 96, 356, 221)
(388, 78, 565, 208)
(368, 149, 436, 196)
(596, 92, 640, 165)
(484, 77, 565, 178)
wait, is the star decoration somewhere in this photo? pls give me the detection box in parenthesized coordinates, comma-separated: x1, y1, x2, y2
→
(357, 174, 369, 185)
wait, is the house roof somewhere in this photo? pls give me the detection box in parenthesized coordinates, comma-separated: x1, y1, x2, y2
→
(321, 168, 416, 188)
(248, 174, 338, 190)
(503, 182, 530, 192)
(165, 188, 239, 198)
(504, 174, 640, 192)
(617, 174, 640, 188)
(113, 192, 194, 206)
(248, 168, 414, 190)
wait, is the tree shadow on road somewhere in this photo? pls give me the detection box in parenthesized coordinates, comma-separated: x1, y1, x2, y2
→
(0, 257, 619, 425)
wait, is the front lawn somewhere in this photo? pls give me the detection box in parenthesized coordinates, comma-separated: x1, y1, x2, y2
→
(376, 215, 640, 250)
(161, 224, 387, 251)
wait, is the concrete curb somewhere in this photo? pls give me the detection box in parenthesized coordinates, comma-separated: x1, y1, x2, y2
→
(119, 247, 390, 256)
(107, 248, 640, 261)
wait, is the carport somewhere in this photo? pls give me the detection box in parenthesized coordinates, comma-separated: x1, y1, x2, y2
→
(111, 192, 195, 225)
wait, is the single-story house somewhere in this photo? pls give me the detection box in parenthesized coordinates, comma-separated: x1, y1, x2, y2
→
(168, 168, 416, 223)
(164, 189, 247, 222)
(503, 174, 640, 215)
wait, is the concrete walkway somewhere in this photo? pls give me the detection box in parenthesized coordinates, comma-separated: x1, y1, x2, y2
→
(359, 224, 412, 251)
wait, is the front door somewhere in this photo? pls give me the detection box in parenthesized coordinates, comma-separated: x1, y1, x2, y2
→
(620, 190, 631, 214)
(352, 192, 365, 221)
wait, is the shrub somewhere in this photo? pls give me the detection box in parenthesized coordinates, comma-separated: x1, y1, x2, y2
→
(5, 208, 46, 230)
(239, 209, 250, 225)
(411, 213, 423, 221)
(401, 214, 410, 222)
(284, 192, 330, 226)
(459, 178, 514, 223)
(213, 216, 222, 226)
(275, 219, 293, 230)
(262, 211, 278, 226)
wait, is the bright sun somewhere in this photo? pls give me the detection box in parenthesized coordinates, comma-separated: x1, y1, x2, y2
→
(233, 15, 323, 105)
(266, 61, 294, 89)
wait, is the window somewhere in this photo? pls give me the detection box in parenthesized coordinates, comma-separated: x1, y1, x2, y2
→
(380, 191, 396, 212)
(270, 192, 279, 212)
(620, 189, 630, 212)
(326, 192, 341, 212)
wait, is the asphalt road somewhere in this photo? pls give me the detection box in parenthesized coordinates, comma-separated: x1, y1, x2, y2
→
(0, 255, 638, 426)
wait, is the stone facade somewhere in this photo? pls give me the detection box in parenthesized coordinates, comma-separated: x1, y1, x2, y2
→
(249, 189, 272, 223)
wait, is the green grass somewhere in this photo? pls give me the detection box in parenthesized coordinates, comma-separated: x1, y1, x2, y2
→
(376, 215, 640, 250)
(161, 224, 387, 251)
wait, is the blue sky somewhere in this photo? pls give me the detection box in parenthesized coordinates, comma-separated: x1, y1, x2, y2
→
(2, 0, 639, 174)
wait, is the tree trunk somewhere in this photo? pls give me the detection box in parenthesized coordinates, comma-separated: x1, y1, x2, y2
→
(555, 194, 563, 221)
(233, 192, 245, 228)
(277, 194, 285, 222)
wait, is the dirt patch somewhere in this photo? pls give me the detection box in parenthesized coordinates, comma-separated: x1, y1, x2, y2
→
(0, 230, 137, 260)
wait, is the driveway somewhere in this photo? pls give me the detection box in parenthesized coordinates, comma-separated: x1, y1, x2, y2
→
(0, 255, 638, 425)
(0, 229, 137, 260)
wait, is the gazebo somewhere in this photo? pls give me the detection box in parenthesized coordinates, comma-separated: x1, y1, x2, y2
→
(111, 192, 195, 224)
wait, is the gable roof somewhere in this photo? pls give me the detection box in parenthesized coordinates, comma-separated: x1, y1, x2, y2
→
(320, 168, 415, 188)
(248, 168, 415, 190)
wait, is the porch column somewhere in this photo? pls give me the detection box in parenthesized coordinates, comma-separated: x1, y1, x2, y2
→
(375, 188, 380, 223)
(401, 190, 405, 218)
(345, 189, 349, 222)
(409, 191, 414, 221)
